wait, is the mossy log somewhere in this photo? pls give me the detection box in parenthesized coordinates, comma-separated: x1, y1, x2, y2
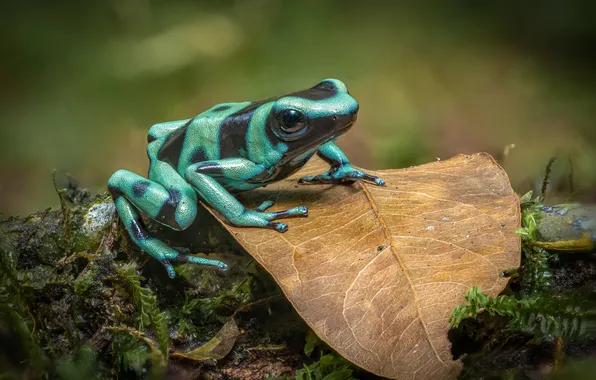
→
(0, 180, 314, 380)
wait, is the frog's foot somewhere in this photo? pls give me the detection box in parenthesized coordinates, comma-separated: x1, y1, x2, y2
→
(169, 254, 228, 271)
(299, 164, 385, 186)
(230, 200, 308, 232)
(158, 253, 228, 278)
(110, 195, 228, 279)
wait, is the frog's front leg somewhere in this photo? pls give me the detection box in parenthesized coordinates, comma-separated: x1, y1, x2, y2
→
(185, 158, 308, 232)
(299, 141, 385, 186)
(108, 163, 228, 278)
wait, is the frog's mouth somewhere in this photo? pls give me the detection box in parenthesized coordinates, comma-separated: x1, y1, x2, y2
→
(338, 121, 354, 132)
(279, 118, 356, 166)
(322, 119, 354, 142)
(331, 121, 354, 139)
(305, 121, 354, 151)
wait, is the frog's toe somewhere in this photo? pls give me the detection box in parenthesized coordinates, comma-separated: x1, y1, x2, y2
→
(295, 205, 308, 216)
(159, 260, 176, 279)
(163, 254, 228, 277)
(274, 205, 308, 218)
(346, 170, 366, 180)
(231, 205, 308, 232)
(298, 175, 314, 183)
(299, 174, 332, 184)
(173, 254, 229, 271)
(267, 221, 288, 232)
(360, 173, 386, 186)
(344, 171, 364, 180)
(260, 206, 308, 223)
(256, 200, 275, 212)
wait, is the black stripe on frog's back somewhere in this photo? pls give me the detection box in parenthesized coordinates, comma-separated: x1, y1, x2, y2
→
(156, 119, 192, 169)
(218, 103, 256, 159)
(286, 86, 337, 101)
(223, 82, 338, 121)
(223, 100, 281, 157)
(216, 83, 338, 156)
(227, 100, 267, 117)
(211, 104, 232, 112)
(188, 147, 208, 165)
(248, 85, 338, 106)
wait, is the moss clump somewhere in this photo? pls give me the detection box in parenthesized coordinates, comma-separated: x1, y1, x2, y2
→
(0, 178, 330, 379)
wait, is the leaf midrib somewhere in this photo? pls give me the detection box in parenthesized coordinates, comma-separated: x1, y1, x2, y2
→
(358, 178, 447, 368)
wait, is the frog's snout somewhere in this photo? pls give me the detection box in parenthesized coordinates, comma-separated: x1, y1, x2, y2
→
(332, 104, 358, 123)
(333, 111, 358, 131)
(348, 102, 359, 123)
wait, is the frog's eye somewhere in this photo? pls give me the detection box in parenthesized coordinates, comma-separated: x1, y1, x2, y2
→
(277, 109, 306, 134)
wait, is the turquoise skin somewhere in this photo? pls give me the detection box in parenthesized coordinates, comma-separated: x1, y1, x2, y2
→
(108, 79, 385, 278)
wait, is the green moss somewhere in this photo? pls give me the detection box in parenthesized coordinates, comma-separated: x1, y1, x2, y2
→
(0, 238, 50, 374)
(518, 194, 554, 295)
(0, 180, 312, 379)
(272, 353, 359, 380)
(450, 287, 596, 340)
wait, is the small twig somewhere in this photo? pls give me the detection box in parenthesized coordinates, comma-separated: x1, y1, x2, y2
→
(541, 157, 557, 200)
(553, 336, 565, 371)
(106, 221, 119, 251)
(244, 344, 288, 352)
(40, 207, 52, 220)
(57, 251, 100, 268)
(53, 170, 72, 256)
(103, 325, 145, 338)
(231, 294, 282, 318)
(27, 307, 36, 339)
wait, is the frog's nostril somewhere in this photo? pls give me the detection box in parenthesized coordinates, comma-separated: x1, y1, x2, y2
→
(332, 115, 337, 121)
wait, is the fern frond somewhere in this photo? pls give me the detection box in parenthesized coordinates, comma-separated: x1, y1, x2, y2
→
(116, 263, 169, 357)
(450, 287, 596, 340)
(151, 311, 169, 357)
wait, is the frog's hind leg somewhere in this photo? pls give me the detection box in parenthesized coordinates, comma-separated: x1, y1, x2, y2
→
(108, 168, 227, 278)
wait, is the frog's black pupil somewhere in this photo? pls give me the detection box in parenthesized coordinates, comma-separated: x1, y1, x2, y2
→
(279, 109, 305, 133)
(283, 110, 300, 125)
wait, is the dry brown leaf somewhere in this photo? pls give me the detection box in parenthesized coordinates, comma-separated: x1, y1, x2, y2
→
(171, 318, 240, 361)
(211, 153, 521, 379)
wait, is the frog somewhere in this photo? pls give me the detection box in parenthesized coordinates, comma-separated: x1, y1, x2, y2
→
(108, 78, 385, 278)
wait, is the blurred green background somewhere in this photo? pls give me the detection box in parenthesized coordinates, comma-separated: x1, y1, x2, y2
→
(2, 0, 595, 216)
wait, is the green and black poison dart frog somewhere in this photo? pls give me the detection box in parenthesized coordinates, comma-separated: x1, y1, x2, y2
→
(108, 79, 385, 278)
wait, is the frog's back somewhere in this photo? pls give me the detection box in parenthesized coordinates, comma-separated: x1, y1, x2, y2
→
(148, 101, 253, 174)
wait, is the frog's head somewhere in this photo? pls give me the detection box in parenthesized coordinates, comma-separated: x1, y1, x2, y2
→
(268, 78, 359, 154)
